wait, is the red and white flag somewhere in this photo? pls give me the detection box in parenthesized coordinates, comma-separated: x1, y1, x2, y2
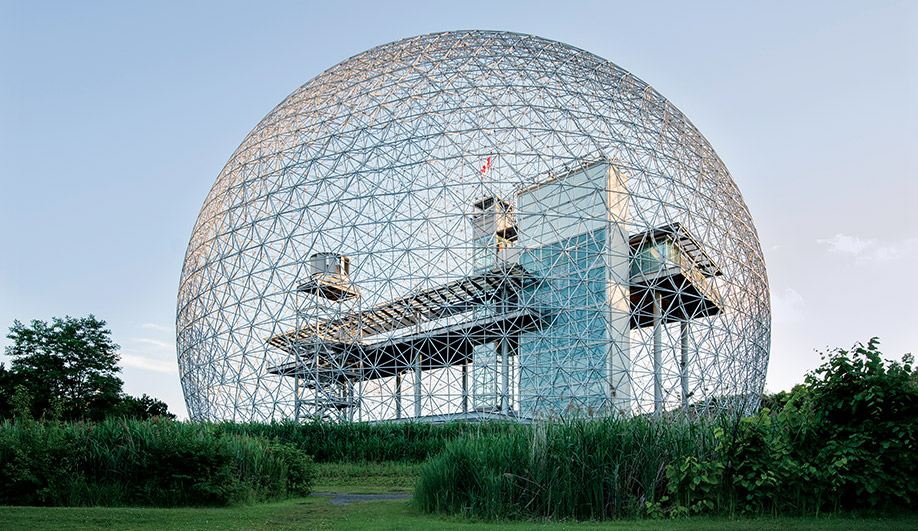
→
(480, 156, 492, 175)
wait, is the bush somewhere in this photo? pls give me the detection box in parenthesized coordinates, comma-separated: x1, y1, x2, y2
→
(415, 339, 918, 521)
(0, 418, 77, 505)
(222, 419, 511, 462)
(0, 418, 313, 507)
(799, 338, 917, 511)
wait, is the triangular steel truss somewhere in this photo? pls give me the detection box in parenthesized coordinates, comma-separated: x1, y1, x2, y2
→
(177, 31, 770, 422)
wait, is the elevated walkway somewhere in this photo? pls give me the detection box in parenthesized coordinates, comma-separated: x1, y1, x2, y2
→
(266, 264, 542, 386)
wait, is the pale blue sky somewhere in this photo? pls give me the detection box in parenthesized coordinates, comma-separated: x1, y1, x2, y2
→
(2, 1, 915, 418)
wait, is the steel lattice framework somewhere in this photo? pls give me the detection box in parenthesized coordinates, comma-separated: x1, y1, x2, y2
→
(177, 30, 770, 422)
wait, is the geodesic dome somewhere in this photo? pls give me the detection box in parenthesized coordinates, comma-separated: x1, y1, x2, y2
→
(177, 30, 770, 422)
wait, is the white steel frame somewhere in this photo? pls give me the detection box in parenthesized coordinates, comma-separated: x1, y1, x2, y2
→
(176, 30, 770, 422)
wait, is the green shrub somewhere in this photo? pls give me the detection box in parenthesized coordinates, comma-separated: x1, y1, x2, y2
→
(0, 418, 313, 507)
(0, 419, 77, 505)
(415, 338, 918, 521)
(665, 454, 724, 515)
(800, 338, 918, 511)
(221, 419, 511, 463)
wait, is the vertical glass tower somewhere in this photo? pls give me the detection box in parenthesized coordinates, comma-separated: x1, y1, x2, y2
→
(516, 162, 632, 416)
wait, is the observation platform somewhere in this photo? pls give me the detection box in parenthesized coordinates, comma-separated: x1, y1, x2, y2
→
(268, 224, 724, 392)
(266, 264, 542, 386)
(629, 223, 723, 328)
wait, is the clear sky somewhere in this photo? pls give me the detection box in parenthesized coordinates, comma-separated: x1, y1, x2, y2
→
(1, 1, 915, 419)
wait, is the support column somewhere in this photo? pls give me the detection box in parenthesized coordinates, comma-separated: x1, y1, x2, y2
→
(395, 372, 402, 420)
(357, 367, 363, 422)
(347, 381, 354, 422)
(461, 362, 469, 415)
(653, 291, 663, 413)
(294, 340, 305, 422)
(681, 320, 690, 410)
(294, 373, 301, 423)
(414, 355, 422, 418)
(606, 164, 631, 415)
(500, 336, 510, 414)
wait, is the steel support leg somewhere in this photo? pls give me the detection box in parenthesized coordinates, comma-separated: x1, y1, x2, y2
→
(461, 362, 469, 414)
(395, 372, 402, 420)
(681, 320, 690, 410)
(414, 357, 422, 418)
(500, 336, 510, 414)
(653, 292, 663, 413)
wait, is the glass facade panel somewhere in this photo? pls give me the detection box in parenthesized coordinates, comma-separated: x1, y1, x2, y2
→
(632, 240, 685, 279)
(519, 228, 609, 416)
(472, 341, 499, 411)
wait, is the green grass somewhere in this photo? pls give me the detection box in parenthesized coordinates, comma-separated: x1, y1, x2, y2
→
(222, 420, 511, 462)
(415, 416, 721, 520)
(3, 462, 915, 530)
(313, 461, 420, 493)
(2, 499, 917, 530)
(0, 418, 314, 506)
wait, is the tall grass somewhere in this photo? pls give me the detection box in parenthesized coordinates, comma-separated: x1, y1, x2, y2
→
(0, 417, 491, 507)
(0, 418, 313, 507)
(413, 416, 723, 520)
(222, 420, 513, 462)
(414, 408, 918, 520)
(313, 461, 421, 488)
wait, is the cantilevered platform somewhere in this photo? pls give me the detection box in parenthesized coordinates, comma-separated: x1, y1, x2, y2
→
(629, 223, 723, 328)
(266, 264, 542, 385)
(268, 308, 541, 385)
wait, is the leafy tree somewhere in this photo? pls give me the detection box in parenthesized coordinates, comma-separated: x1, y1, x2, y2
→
(800, 338, 918, 509)
(2, 315, 173, 420)
(0, 363, 12, 415)
(758, 384, 807, 412)
(115, 393, 175, 420)
(4, 315, 121, 420)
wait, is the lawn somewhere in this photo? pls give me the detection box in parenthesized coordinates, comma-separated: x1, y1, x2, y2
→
(3, 500, 918, 531)
(2, 462, 916, 530)
(313, 460, 420, 493)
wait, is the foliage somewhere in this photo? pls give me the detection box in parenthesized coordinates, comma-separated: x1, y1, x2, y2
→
(0, 417, 78, 505)
(801, 338, 918, 510)
(415, 338, 917, 521)
(414, 416, 720, 520)
(114, 393, 175, 420)
(0, 418, 313, 507)
(1, 336, 912, 518)
(4, 316, 121, 420)
(222, 419, 512, 463)
(665, 454, 724, 515)
(1, 316, 173, 420)
(759, 384, 807, 412)
(10, 384, 34, 421)
(720, 409, 799, 515)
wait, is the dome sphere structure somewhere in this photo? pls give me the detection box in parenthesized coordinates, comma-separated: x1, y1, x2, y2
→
(177, 30, 770, 422)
